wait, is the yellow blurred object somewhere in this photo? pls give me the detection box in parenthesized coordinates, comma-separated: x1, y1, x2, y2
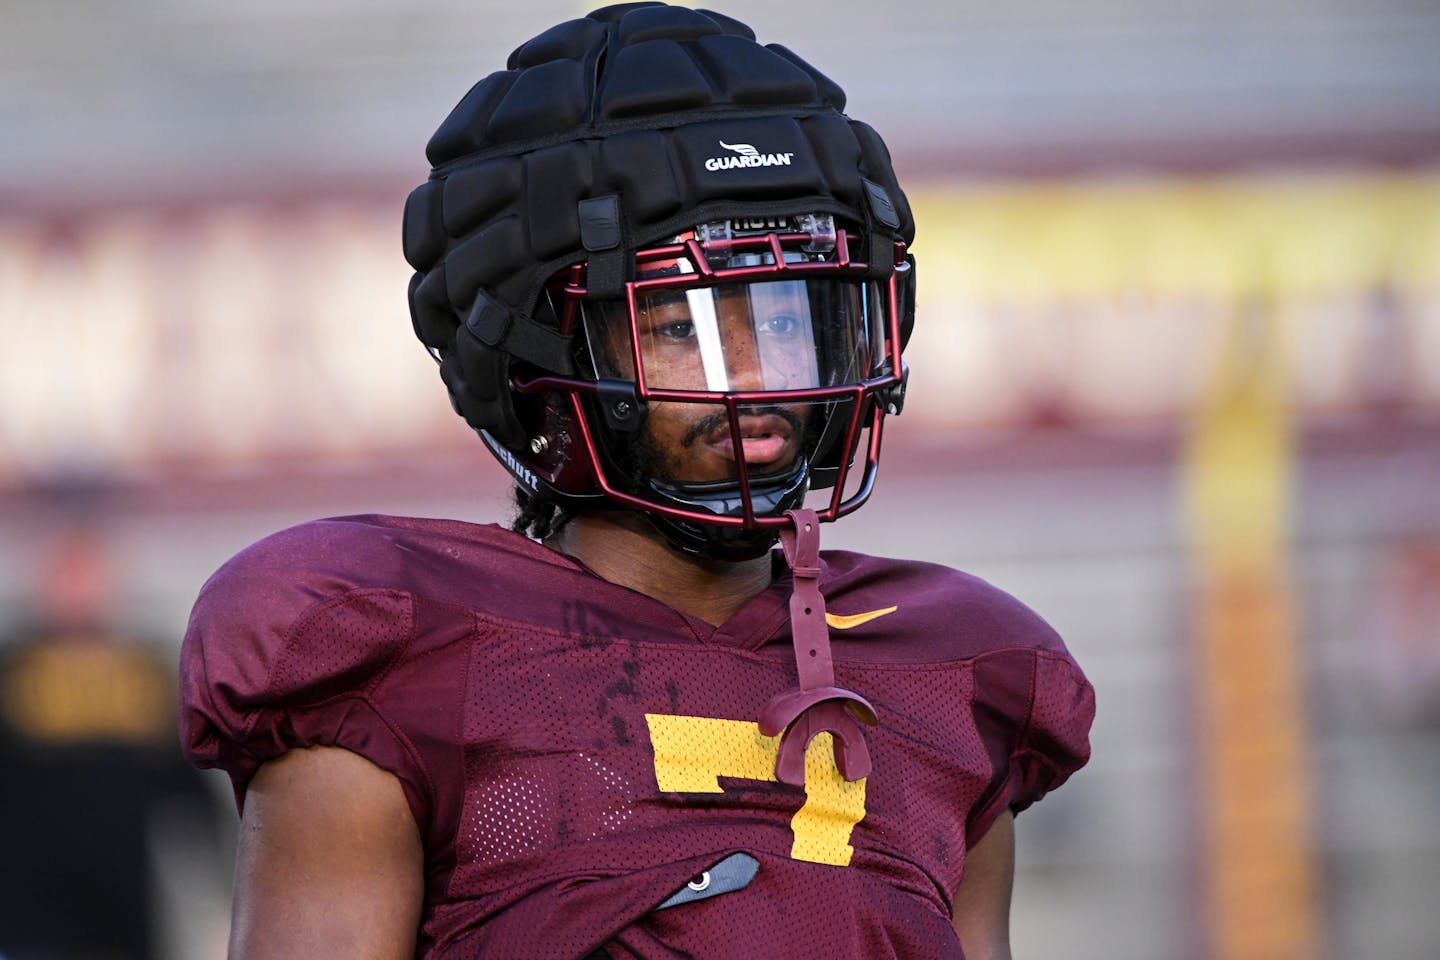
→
(1183, 284, 1320, 960)
(0, 637, 174, 746)
(903, 170, 1440, 428)
(912, 172, 1440, 298)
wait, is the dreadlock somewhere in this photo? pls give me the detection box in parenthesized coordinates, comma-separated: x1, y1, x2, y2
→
(510, 486, 575, 542)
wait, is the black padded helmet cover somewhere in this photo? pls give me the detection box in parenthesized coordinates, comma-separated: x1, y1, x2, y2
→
(403, 1, 915, 448)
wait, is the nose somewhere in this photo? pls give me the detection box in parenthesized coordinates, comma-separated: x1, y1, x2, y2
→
(723, 330, 769, 391)
(717, 297, 775, 391)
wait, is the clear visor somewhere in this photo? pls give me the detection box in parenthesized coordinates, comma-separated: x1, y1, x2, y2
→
(585, 275, 886, 393)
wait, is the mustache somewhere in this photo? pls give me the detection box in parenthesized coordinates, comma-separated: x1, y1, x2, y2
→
(680, 405, 805, 448)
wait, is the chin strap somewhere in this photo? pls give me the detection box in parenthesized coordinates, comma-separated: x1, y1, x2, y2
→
(758, 508, 878, 787)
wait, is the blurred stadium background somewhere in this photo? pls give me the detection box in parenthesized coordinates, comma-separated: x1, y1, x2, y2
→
(1, 1, 1437, 958)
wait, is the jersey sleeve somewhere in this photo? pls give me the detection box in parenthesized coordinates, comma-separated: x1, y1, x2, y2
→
(177, 525, 428, 820)
(966, 642, 1095, 845)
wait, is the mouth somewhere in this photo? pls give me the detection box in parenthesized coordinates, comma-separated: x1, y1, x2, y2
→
(700, 413, 797, 467)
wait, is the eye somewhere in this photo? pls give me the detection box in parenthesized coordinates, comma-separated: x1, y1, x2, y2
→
(758, 314, 803, 337)
(656, 320, 695, 340)
(638, 291, 696, 342)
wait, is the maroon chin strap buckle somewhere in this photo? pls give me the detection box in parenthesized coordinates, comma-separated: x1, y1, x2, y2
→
(758, 509, 878, 787)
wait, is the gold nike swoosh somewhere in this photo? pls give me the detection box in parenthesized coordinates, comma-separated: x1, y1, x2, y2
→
(826, 605, 899, 630)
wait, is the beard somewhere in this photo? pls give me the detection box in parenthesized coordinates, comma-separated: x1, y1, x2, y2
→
(618, 402, 818, 487)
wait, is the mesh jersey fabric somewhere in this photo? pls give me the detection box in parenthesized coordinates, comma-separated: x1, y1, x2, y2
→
(179, 515, 1094, 958)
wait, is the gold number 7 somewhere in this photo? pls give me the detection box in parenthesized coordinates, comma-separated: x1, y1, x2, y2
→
(645, 713, 867, 866)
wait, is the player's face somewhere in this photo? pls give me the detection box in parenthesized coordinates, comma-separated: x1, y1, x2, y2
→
(615, 281, 819, 484)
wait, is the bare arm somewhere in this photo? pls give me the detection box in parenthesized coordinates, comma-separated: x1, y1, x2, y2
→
(952, 809, 1016, 960)
(229, 746, 425, 960)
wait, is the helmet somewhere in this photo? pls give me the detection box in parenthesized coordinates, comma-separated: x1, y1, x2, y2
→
(404, 2, 915, 559)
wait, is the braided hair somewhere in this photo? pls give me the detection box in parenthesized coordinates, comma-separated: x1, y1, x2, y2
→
(510, 485, 575, 542)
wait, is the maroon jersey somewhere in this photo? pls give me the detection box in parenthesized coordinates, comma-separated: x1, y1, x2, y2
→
(179, 515, 1093, 958)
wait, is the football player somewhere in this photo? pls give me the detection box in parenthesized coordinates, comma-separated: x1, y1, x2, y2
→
(179, 4, 1095, 958)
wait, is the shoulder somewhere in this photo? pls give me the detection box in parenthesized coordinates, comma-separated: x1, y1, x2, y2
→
(178, 514, 542, 741)
(178, 514, 548, 802)
(188, 516, 377, 630)
(819, 549, 1068, 663)
(183, 512, 563, 677)
(819, 549, 1094, 829)
(189, 513, 547, 627)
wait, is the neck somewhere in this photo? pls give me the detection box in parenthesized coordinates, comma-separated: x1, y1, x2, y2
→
(547, 511, 774, 626)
